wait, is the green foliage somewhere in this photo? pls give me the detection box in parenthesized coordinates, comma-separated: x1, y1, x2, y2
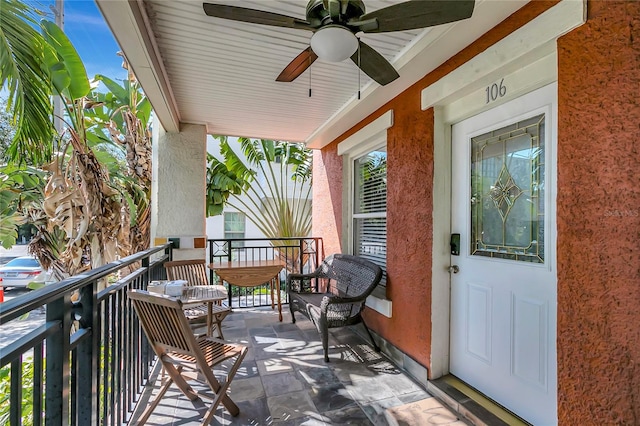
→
(0, 164, 46, 248)
(40, 20, 90, 102)
(0, 0, 55, 164)
(0, 357, 37, 426)
(0, 98, 16, 160)
(206, 136, 312, 241)
(1, 2, 153, 273)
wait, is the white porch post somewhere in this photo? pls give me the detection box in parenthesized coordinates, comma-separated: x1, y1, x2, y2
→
(151, 118, 208, 260)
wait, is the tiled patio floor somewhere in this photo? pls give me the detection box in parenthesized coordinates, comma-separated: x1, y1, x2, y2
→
(132, 306, 468, 425)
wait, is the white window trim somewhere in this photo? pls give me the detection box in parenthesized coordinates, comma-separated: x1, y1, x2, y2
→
(339, 110, 393, 318)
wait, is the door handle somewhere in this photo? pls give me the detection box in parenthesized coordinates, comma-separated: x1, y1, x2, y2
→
(448, 265, 459, 274)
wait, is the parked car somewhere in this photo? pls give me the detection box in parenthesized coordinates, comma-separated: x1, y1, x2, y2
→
(0, 256, 48, 289)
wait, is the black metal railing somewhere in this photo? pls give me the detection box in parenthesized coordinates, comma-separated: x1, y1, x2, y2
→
(208, 237, 324, 308)
(0, 244, 172, 425)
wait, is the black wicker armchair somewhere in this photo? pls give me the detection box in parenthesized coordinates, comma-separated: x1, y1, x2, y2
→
(287, 254, 383, 362)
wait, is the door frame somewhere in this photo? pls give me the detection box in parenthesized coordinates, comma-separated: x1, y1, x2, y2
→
(449, 85, 558, 424)
(424, 1, 585, 379)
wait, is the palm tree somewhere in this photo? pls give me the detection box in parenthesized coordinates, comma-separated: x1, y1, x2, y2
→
(0, 3, 153, 280)
(88, 62, 153, 256)
(206, 136, 312, 271)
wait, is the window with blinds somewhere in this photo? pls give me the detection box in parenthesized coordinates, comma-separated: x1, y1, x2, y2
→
(353, 148, 387, 285)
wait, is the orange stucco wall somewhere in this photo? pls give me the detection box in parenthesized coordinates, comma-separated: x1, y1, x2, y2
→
(312, 149, 343, 256)
(556, 1, 640, 423)
(313, 1, 557, 370)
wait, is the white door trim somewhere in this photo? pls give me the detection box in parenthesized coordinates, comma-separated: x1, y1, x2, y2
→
(429, 0, 585, 379)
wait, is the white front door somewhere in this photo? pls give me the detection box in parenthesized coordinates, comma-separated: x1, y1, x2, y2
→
(450, 84, 557, 425)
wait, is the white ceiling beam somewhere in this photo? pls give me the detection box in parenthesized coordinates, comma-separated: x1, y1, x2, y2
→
(96, 0, 181, 133)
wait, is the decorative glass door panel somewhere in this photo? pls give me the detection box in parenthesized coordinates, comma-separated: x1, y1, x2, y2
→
(470, 114, 545, 263)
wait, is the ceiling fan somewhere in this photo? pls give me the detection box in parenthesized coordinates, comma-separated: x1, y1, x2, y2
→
(203, 0, 475, 86)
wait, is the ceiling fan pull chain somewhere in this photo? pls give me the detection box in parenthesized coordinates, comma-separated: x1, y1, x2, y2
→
(309, 57, 312, 97)
(357, 40, 361, 100)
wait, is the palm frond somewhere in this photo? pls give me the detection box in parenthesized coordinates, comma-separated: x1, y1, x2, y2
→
(0, 0, 54, 164)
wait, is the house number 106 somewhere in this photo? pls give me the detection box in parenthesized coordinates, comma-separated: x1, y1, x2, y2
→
(486, 79, 507, 104)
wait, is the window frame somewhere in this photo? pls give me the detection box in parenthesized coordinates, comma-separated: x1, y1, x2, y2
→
(350, 147, 387, 282)
(223, 211, 246, 246)
(338, 111, 393, 317)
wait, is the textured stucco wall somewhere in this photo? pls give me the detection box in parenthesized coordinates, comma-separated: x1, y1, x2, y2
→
(312, 149, 343, 255)
(556, 2, 640, 423)
(153, 123, 207, 259)
(313, 1, 557, 369)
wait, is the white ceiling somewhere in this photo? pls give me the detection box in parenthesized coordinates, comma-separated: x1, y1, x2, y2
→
(97, 0, 527, 148)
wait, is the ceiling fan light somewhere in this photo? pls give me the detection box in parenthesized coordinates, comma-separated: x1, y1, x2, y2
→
(310, 26, 358, 62)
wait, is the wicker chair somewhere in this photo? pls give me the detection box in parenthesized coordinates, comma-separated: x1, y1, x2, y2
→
(129, 290, 247, 426)
(165, 259, 230, 338)
(287, 254, 383, 362)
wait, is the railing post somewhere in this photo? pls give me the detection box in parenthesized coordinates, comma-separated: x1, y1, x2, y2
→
(208, 241, 215, 285)
(299, 239, 304, 274)
(45, 294, 72, 425)
(226, 240, 233, 307)
(76, 280, 99, 424)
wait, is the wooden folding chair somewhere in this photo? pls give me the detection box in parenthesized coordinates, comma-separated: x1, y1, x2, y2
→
(165, 259, 230, 338)
(129, 290, 247, 426)
(165, 259, 215, 287)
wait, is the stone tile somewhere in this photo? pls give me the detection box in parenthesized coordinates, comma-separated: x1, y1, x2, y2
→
(385, 397, 469, 426)
(262, 371, 305, 397)
(252, 333, 280, 347)
(379, 338, 404, 368)
(402, 355, 428, 387)
(294, 319, 318, 331)
(278, 340, 325, 359)
(333, 362, 381, 384)
(378, 371, 425, 397)
(130, 307, 444, 426)
(253, 343, 284, 360)
(226, 311, 245, 320)
(276, 329, 307, 342)
(223, 328, 251, 341)
(345, 376, 397, 403)
(249, 325, 276, 336)
(398, 390, 433, 404)
(228, 376, 265, 402)
(296, 366, 339, 388)
(276, 414, 328, 425)
(217, 397, 271, 426)
(273, 322, 301, 334)
(268, 391, 318, 423)
(245, 318, 274, 329)
(360, 396, 404, 426)
(456, 399, 507, 426)
(257, 358, 294, 376)
(233, 359, 260, 379)
(222, 317, 247, 330)
(322, 405, 374, 426)
(308, 382, 357, 412)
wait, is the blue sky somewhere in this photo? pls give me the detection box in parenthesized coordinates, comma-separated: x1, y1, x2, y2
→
(32, 0, 127, 83)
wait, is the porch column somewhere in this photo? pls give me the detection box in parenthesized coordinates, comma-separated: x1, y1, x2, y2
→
(151, 119, 208, 260)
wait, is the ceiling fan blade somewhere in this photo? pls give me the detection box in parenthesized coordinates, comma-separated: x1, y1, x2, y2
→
(276, 47, 318, 82)
(350, 40, 399, 86)
(354, 0, 475, 33)
(203, 3, 312, 30)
